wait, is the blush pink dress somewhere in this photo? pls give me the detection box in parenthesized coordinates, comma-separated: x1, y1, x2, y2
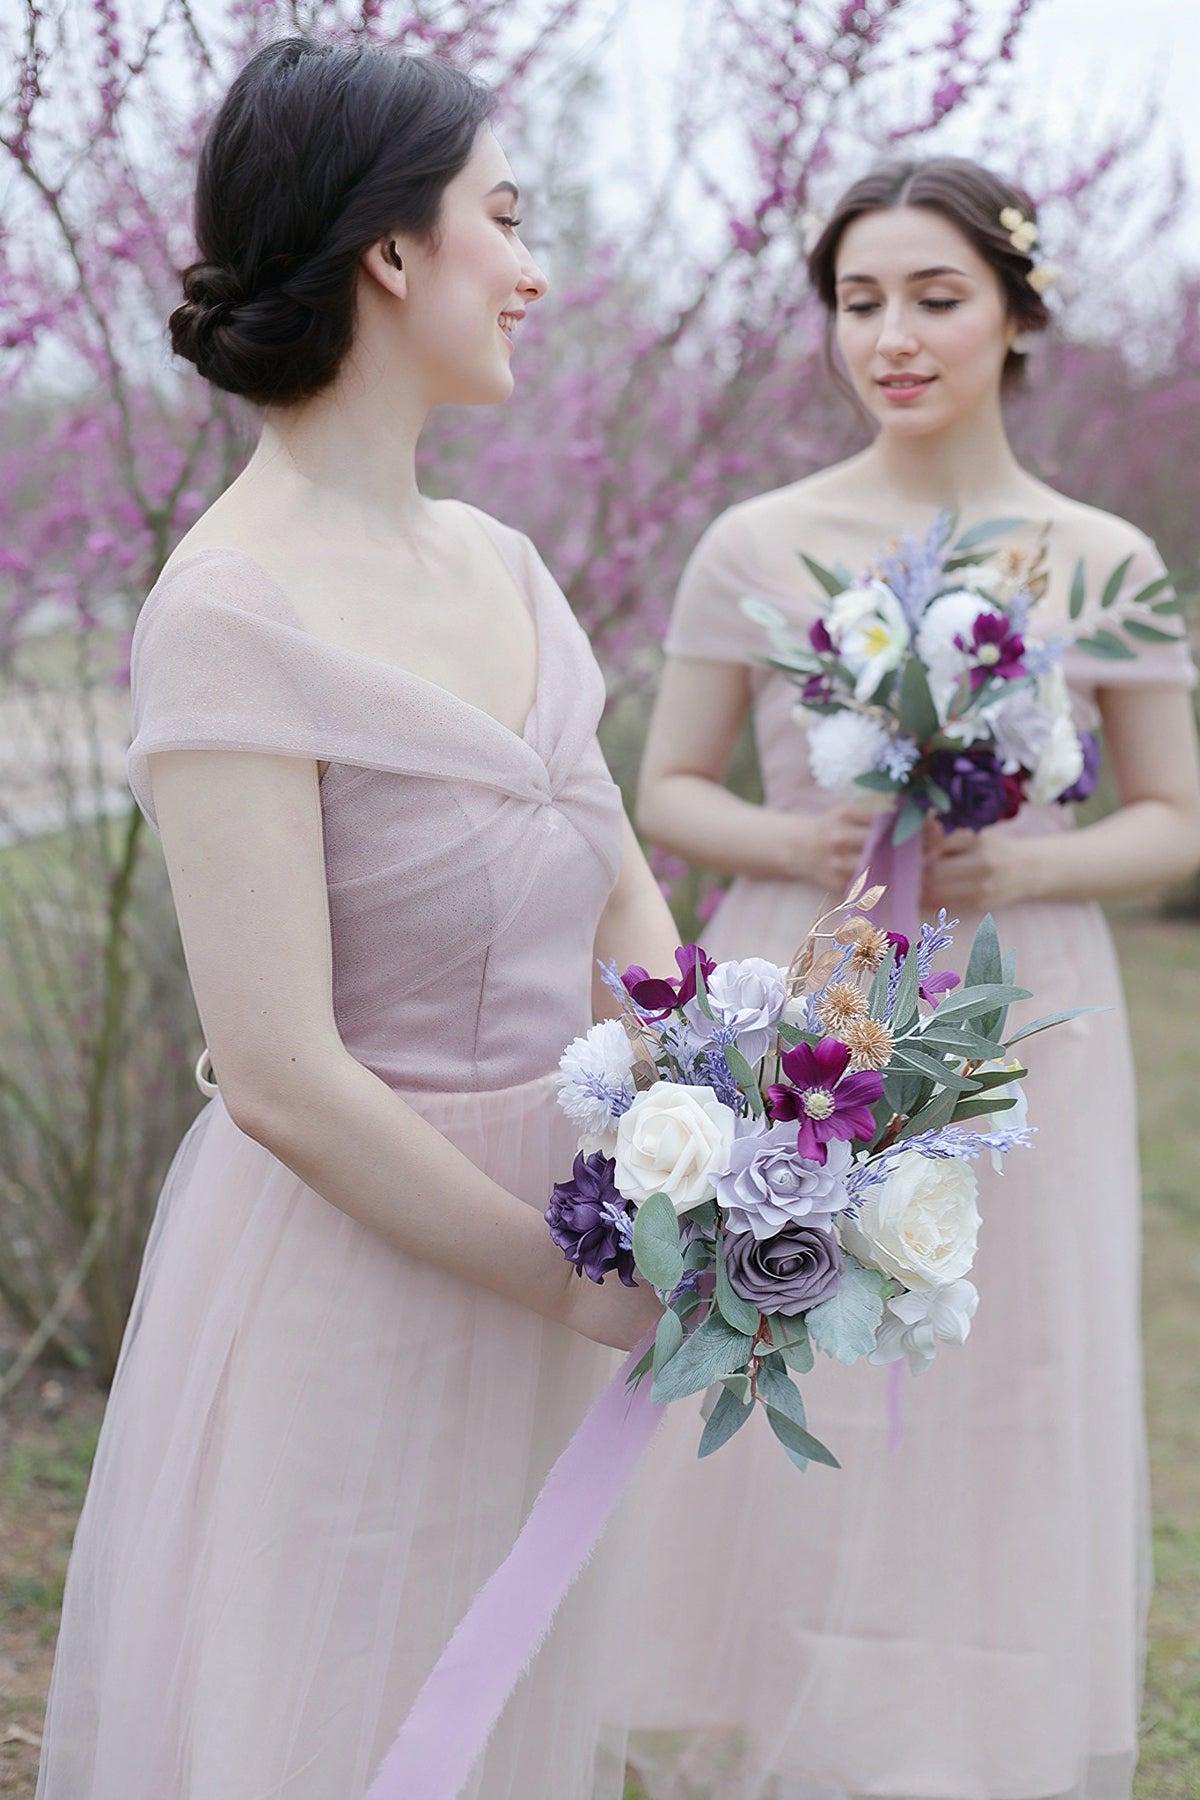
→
(35, 510, 639, 1800)
(624, 502, 1196, 1800)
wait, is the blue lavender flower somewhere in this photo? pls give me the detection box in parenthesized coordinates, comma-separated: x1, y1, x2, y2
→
(870, 509, 956, 631)
(877, 734, 920, 783)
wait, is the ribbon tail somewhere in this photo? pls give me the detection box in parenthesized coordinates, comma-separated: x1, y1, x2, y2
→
(363, 1330, 663, 1800)
(857, 804, 923, 941)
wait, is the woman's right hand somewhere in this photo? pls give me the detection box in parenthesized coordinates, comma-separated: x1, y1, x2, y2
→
(559, 1266, 665, 1354)
(785, 799, 882, 892)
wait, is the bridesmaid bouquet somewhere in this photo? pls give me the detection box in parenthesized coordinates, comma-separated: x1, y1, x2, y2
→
(545, 877, 1081, 1469)
(741, 510, 1183, 845)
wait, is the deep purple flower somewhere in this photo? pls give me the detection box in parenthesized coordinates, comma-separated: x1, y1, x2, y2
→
(1056, 730, 1100, 804)
(954, 611, 1027, 689)
(928, 747, 1012, 833)
(722, 1217, 843, 1316)
(545, 1153, 637, 1287)
(809, 616, 834, 653)
(886, 932, 961, 1006)
(622, 943, 716, 1018)
(765, 1037, 883, 1164)
(801, 671, 835, 703)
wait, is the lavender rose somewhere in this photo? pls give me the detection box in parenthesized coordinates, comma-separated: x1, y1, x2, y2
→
(1056, 729, 1100, 804)
(545, 1152, 637, 1287)
(717, 1124, 851, 1241)
(722, 1218, 843, 1316)
(683, 956, 787, 1063)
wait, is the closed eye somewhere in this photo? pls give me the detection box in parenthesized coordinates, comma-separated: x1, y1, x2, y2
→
(843, 298, 961, 315)
(496, 214, 523, 231)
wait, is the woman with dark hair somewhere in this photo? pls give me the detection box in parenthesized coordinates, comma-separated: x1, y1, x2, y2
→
(630, 156, 1200, 1798)
(36, 35, 675, 1800)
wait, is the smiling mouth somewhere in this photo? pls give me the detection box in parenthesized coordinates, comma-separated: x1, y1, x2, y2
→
(498, 309, 524, 342)
(878, 374, 934, 389)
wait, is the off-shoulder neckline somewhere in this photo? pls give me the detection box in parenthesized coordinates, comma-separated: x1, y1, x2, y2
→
(149, 504, 547, 759)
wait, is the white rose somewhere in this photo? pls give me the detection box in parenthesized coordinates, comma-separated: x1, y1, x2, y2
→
(615, 1081, 737, 1215)
(840, 1149, 980, 1289)
(916, 591, 1002, 721)
(684, 956, 788, 1063)
(805, 710, 890, 793)
(869, 1279, 979, 1374)
(827, 581, 910, 701)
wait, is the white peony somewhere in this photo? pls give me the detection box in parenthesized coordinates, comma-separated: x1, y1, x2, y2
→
(869, 1279, 979, 1374)
(827, 581, 911, 701)
(805, 710, 890, 793)
(1027, 664, 1083, 802)
(916, 591, 1003, 720)
(684, 956, 788, 1063)
(615, 1081, 737, 1215)
(556, 1019, 636, 1139)
(840, 1149, 980, 1290)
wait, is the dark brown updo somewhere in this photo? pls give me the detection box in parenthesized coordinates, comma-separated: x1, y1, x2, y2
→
(805, 156, 1052, 391)
(169, 36, 497, 407)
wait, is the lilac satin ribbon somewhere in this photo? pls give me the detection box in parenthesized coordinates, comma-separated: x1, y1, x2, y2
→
(363, 1328, 663, 1800)
(858, 804, 923, 1454)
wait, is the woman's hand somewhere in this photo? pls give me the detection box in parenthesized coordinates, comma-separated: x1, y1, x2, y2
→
(795, 799, 884, 892)
(921, 827, 1035, 914)
(560, 1267, 665, 1354)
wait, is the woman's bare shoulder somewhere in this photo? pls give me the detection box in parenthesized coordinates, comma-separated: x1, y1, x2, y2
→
(1012, 479, 1155, 563)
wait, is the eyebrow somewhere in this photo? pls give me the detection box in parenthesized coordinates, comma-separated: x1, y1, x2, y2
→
(486, 180, 520, 202)
(836, 265, 971, 285)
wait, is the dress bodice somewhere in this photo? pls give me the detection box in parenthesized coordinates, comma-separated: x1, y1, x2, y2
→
(126, 511, 623, 1094)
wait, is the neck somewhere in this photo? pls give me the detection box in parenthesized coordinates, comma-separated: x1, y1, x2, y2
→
(858, 395, 1026, 514)
(244, 363, 433, 540)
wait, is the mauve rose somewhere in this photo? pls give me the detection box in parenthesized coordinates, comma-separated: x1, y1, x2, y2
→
(722, 1218, 843, 1316)
(717, 1125, 851, 1240)
(545, 1153, 637, 1287)
(1056, 730, 1100, 804)
(928, 747, 1011, 833)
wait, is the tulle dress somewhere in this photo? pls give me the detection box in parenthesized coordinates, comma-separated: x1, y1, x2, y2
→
(35, 509, 639, 1800)
(624, 501, 1196, 1800)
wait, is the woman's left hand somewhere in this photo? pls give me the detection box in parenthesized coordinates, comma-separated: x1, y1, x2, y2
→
(920, 828, 1035, 914)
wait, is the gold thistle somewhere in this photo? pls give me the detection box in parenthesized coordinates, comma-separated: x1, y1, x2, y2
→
(816, 981, 869, 1034)
(842, 1017, 895, 1072)
(835, 916, 892, 974)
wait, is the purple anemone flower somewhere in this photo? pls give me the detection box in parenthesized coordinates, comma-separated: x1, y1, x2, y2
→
(622, 943, 716, 1019)
(954, 611, 1027, 689)
(809, 616, 834, 653)
(765, 1037, 883, 1165)
(545, 1153, 637, 1287)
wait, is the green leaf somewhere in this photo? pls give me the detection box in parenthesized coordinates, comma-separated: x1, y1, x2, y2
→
(893, 1047, 979, 1092)
(800, 552, 847, 598)
(697, 1387, 754, 1458)
(931, 983, 1031, 1021)
(950, 1094, 1017, 1123)
(807, 1257, 888, 1364)
(854, 769, 902, 794)
(715, 1247, 761, 1334)
(1128, 572, 1177, 606)
(894, 1082, 960, 1141)
(691, 953, 715, 1021)
(652, 1306, 684, 1376)
(1150, 595, 1185, 616)
(867, 953, 893, 1021)
(1075, 631, 1138, 661)
(1100, 552, 1134, 610)
(1003, 1004, 1107, 1046)
(891, 944, 920, 1034)
(964, 912, 1002, 990)
(763, 1318, 815, 1374)
(925, 779, 951, 813)
(685, 1199, 719, 1237)
(624, 1342, 654, 1387)
(650, 1312, 754, 1404)
(757, 1355, 807, 1427)
(896, 655, 939, 742)
(631, 1192, 685, 1291)
(764, 1406, 841, 1469)
(718, 1371, 753, 1403)
(952, 515, 1027, 553)
(911, 1026, 1007, 1060)
(891, 796, 926, 846)
(1068, 556, 1087, 621)
(1121, 618, 1180, 644)
(738, 595, 787, 630)
(723, 1043, 764, 1117)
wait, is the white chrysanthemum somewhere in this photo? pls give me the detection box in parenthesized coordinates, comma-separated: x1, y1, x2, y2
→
(827, 581, 910, 701)
(556, 1019, 636, 1137)
(916, 591, 1002, 720)
(806, 711, 890, 793)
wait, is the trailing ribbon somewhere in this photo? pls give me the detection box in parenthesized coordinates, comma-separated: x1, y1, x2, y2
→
(363, 1328, 663, 1800)
(858, 804, 924, 1453)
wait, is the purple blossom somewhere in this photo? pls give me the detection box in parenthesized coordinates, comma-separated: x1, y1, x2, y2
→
(927, 748, 1021, 833)
(870, 509, 956, 630)
(622, 944, 716, 1019)
(545, 1153, 638, 1287)
(1056, 731, 1100, 804)
(954, 610, 1027, 688)
(766, 1038, 883, 1164)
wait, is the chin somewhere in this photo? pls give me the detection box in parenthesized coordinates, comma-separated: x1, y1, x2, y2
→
(442, 362, 515, 407)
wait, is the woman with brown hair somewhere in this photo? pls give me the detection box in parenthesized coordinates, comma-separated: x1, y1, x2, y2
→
(629, 157, 1200, 1799)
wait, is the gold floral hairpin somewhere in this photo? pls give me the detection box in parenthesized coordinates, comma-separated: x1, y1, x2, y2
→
(1000, 204, 1057, 294)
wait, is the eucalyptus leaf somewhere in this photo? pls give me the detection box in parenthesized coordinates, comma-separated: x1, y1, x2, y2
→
(895, 1081, 960, 1141)
(650, 1313, 754, 1404)
(687, 1199, 719, 1236)
(866, 954, 893, 1021)
(800, 552, 847, 599)
(1068, 556, 1086, 621)
(718, 1371, 753, 1404)
(738, 595, 788, 630)
(1003, 1004, 1106, 1046)
(631, 1192, 685, 1291)
(952, 515, 1027, 552)
(1122, 618, 1180, 644)
(763, 1318, 815, 1373)
(931, 983, 1030, 1021)
(893, 1047, 979, 1092)
(1100, 552, 1134, 610)
(891, 796, 926, 846)
(652, 1306, 684, 1375)
(854, 769, 902, 794)
(1075, 632, 1138, 661)
(891, 944, 920, 1034)
(897, 655, 939, 742)
(765, 1406, 841, 1469)
(723, 1043, 764, 1116)
(951, 1094, 1017, 1124)
(624, 1343, 654, 1387)
(912, 1026, 1007, 1060)
(964, 912, 1002, 990)
(1128, 572, 1177, 606)
(697, 1387, 754, 1458)
(807, 1258, 887, 1364)
(716, 1247, 762, 1334)
(1150, 595, 1185, 615)
(757, 1355, 807, 1427)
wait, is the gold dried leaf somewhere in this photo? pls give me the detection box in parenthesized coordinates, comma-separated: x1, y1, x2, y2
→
(855, 883, 886, 912)
(804, 945, 842, 991)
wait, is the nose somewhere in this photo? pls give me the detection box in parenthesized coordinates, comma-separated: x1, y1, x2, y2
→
(874, 302, 920, 360)
(518, 246, 549, 304)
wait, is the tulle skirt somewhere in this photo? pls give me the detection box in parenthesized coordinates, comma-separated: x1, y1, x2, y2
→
(35, 1072, 633, 1800)
(624, 874, 1150, 1800)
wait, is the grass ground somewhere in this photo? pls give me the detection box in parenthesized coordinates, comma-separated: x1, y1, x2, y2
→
(0, 916, 1195, 1798)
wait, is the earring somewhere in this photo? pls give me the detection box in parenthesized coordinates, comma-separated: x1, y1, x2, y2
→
(1010, 330, 1039, 355)
(386, 240, 403, 272)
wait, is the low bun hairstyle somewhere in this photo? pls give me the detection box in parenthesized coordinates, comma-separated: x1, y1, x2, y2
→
(168, 36, 497, 407)
(805, 156, 1051, 393)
